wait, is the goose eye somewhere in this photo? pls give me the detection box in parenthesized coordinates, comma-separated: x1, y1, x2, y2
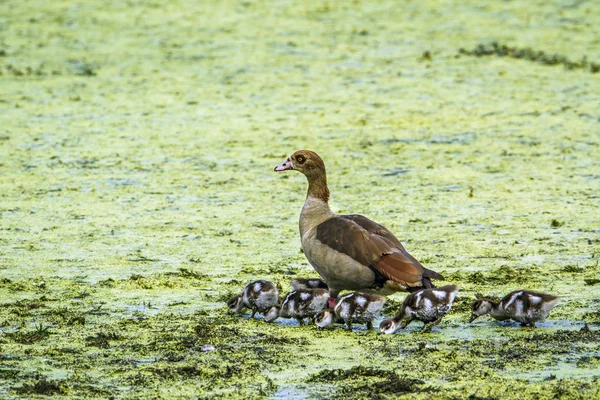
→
(296, 155, 305, 164)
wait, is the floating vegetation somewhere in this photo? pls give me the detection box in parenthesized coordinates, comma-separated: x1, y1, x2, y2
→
(459, 42, 600, 73)
(4, 324, 52, 344)
(308, 366, 429, 398)
(15, 378, 67, 396)
(85, 331, 121, 348)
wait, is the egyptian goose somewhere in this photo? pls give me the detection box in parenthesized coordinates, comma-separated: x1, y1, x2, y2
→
(227, 280, 279, 318)
(469, 290, 559, 328)
(263, 288, 329, 326)
(314, 292, 386, 331)
(291, 277, 328, 291)
(380, 285, 458, 333)
(274, 150, 444, 306)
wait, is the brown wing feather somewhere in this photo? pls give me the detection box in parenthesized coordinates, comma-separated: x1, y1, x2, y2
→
(315, 216, 392, 266)
(374, 251, 424, 286)
(316, 215, 442, 288)
(340, 214, 405, 249)
(341, 214, 443, 282)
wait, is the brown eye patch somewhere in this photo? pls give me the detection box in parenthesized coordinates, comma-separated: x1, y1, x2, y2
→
(296, 155, 305, 164)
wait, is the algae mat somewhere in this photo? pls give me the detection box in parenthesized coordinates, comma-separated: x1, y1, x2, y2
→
(1, 0, 600, 398)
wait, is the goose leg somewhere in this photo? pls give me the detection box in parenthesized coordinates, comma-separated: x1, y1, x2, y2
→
(328, 289, 339, 309)
(345, 320, 353, 332)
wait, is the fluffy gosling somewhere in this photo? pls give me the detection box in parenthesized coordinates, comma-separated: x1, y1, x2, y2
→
(315, 292, 386, 332)
(227, 280, 279, 318)
(380, 285, 458, 334)
(470, 290, 559, 328)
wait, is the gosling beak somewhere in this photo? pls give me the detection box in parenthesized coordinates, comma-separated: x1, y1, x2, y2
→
(274, 158, 293, 172)
(469, 314, 478, 323)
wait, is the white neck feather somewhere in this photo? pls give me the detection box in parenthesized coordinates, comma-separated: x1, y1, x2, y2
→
(299, 195, 335, 236)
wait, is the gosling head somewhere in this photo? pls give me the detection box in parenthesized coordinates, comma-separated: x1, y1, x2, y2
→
(227, 295, 244, 313)
(379, 318, 401, 334)
(263, 306, 280, 323)
(314, 309, 335, 330)
(469, 298, 493, 322)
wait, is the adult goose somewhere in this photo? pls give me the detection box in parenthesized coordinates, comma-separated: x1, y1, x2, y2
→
(274, 150, 443, 305)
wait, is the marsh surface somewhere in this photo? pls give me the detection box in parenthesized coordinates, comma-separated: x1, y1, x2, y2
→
(1, 0, 599, 398)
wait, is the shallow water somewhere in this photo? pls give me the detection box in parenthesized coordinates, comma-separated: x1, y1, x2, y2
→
(1, 0, 600, 398)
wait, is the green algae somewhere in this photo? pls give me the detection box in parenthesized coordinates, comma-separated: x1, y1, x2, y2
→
(1, 0, 600, 398)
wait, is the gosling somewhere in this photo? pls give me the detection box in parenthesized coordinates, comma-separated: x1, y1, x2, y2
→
(314, 292, 386, 332)
(227, 280, 279, 318)
(380, 285, 459, 334)
(469, 290, 559, 328)
(264, 288, 329, 326)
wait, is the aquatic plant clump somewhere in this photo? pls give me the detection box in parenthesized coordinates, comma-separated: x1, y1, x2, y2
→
(459, 42, 600, 73)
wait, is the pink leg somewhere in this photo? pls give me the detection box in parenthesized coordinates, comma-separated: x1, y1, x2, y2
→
(328, 297, 336, 309)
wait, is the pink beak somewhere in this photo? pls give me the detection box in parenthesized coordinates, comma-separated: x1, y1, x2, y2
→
(274, 158, 294, 172)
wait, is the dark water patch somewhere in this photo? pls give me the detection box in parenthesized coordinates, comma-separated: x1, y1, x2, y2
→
(381, 168, 411, 177)
(459, 42, 600, 73)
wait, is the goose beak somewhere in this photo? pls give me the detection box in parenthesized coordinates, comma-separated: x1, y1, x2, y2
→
(274, 158, 293, 172)
(468, 314, 478, 323)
